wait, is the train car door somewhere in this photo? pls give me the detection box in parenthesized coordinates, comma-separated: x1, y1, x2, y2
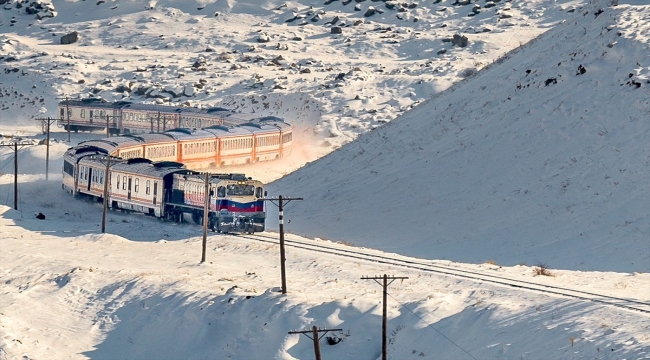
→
(87, 168, 93, 191)
(153, 182, 158, 205)
(127, 176, 132, 200)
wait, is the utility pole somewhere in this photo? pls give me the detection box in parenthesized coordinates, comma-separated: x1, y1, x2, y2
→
(34, 117, 57, 180)
(361, 274, 409, 360)
(101, 155, 111, 233)
(0, 140, 33, 210)
(201, 172, 210, 263)
(56, 95, 72, 142)
(260, 195, 303, 294)
(288, 326, 343, 360)
(104, 114, 121, 137)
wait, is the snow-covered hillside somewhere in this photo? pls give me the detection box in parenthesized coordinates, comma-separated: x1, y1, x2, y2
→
(1, 0, 649, 359)
(2, 0, 587, 150)
(268, 0, 650, 273)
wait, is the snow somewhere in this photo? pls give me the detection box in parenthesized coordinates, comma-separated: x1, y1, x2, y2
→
(1, 0, 649, 359)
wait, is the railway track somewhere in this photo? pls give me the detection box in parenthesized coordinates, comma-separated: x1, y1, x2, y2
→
(234, 232, 650, 314)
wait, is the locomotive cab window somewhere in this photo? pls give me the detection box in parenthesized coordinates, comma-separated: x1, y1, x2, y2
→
(217, 186, 226, 197)
(256, 187, 263, 198)
(227, 184, 254, 196)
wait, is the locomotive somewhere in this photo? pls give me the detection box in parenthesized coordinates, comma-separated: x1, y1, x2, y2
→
(63, 146, 266, 233)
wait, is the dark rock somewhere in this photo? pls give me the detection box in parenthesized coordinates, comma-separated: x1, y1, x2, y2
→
(35, 213, 45, 220)
(115, 84, 131, 93)
(544, 78, 557, 86)
(451, 34, 469, 47)
(364, 8, 377, 16)
(576, 65, 586, 75)
(60, 31, 79, 45)
(331, 26, 343, 34)
(325, 16, 340, 25)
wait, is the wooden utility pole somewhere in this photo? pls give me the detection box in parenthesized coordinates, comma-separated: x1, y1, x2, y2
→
(56, 95, 72, 142)
(200, 172, 210, 263)
(260, 195, 303, 294)
(104, 114, 122, 137)
(101, 156, 111, 233)
(288, 326, 342, 360)
(361, 274, 409, 360)
(65, 96, 71, 142)
(35, 117, 57, 180)
(0, 140, 33, 210)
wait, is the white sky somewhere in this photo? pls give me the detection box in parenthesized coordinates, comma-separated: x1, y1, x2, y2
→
(0, 0, 648, 359)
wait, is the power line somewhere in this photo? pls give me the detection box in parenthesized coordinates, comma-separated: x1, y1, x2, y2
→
(386, 292, 478, 360)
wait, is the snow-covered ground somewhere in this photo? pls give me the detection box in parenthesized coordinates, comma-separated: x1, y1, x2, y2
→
(1, 0, 649, 359)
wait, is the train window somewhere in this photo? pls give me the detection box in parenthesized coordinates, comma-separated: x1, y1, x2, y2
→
(256, 187, 263, 198)
(134, 178, 139, 193)
(227, 184, 254, 196)
(80, 109, 84, 118)
(146, 180, 151, 195)
(217, 186, 225, 197)
(117, 175, 120, 189)
(153, 182, 158, 196)
(123, 178, 126, 190)
(59, 108, 64, 119)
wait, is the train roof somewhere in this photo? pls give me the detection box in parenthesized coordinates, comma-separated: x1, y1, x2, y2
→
(121, 103, 183, 113)
(76, 137, 143, 153)
(202, 125, 252, 137)
(178, 107, 232, 116)
(58, 98, 128, 109)
(63, 146, 108, 162)
(129, 133, 178, 143)
(110, 158, 189, 178)
(164, 128, 218, 141)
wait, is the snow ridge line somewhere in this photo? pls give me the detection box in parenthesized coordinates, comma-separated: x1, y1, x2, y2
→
(235, 233, 650, 314)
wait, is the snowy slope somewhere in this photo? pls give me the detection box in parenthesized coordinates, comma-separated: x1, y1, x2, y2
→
(267, 1, 650, 273)
(1, 0, 649, 359)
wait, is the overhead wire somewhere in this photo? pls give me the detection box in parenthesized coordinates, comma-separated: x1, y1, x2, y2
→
(0, 153, 16, 207)
(386, 292, 479, 360)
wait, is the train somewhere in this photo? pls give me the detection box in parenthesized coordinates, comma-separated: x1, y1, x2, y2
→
(57, 98, 245, 134)
(64, 115, 292, 169)
(62, 146, 266, 233)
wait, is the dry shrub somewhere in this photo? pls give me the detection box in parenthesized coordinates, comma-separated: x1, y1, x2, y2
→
(485, 260, 498, 265)
(533, 262, 553, 276)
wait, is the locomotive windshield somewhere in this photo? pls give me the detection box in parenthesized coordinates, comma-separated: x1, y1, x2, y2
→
(226, 184, 255, 196)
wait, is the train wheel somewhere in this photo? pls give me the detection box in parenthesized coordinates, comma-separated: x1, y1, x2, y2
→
(191, 212, 202, 225)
